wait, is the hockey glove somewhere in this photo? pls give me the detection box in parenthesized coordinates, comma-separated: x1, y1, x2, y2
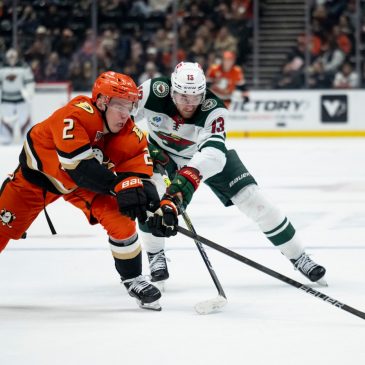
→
(142, 178, 161, 212)
(166, 166, 201, 206)
(148, 143, 170, 167)
(114, 176, 147, 223)
(147, 196, 178, 237)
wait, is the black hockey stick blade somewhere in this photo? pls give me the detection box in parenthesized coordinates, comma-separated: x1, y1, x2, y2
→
(177, 226, 365, 321)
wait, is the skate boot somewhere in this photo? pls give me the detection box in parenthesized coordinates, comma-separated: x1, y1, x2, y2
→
(291, 253, 327, 286)
(147, 250, 169, 283)
(123, 275, 161, 311)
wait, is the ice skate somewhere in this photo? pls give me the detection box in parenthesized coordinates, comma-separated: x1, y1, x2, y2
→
(291, 253, 327, 286)
(147, 250, 169, 291)
(123, 275, 162, 311)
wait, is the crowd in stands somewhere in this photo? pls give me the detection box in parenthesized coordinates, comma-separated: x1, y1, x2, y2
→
(0, 0, 253, 91)
(274, 0, 364, 89)
(1, 0, 363, 90)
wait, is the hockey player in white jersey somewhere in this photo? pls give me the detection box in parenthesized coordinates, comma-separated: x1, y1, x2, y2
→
(0, 48, 35, 144)
(135, 61, 327, 286)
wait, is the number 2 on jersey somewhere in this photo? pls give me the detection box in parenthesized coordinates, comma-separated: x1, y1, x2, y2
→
(63, 118, 75, 139)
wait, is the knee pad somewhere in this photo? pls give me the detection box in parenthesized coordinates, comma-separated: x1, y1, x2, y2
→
(231, 184, 285, 232)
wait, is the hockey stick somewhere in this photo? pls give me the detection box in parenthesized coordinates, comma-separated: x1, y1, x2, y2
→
(177, 226, 365, 321)
(156, 164, 227, 314)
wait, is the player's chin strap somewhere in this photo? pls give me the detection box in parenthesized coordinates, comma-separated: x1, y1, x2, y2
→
(156, 164, 227, 314)
(101, 107, 114, 134)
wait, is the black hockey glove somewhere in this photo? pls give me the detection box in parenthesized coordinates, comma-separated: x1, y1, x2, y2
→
(113, 176, 147, 223)
(147, 196, 178, 237)
(142, 178, 161, 212)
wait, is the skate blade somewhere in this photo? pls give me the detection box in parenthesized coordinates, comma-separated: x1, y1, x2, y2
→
(305, 277, 328, 288)
(315, 277, 328, 287)
(194, 295, 227, 315)
(152, 280, 166, 292)
(137, 299, 162, 311)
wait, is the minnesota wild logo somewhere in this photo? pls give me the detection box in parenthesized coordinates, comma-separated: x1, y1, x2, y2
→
(156, 131, 194, 152)
(201, 99, 217, 111)
(152, 81, 169, 98)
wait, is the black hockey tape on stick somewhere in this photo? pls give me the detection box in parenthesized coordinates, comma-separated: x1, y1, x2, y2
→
(177, 225, 365, 321)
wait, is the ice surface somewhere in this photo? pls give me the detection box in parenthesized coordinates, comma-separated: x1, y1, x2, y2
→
(1, 139, 365, 365)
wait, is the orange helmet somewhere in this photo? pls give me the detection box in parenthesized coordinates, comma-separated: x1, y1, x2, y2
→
(92, 71, 138, 103)
(223, 51, 236, 60)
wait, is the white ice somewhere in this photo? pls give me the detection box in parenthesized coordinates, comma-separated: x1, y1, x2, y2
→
(1, 138, 365, 365)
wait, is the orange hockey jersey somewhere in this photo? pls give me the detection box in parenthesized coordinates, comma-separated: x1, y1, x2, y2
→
(20, 95, 152, 194)
(207, 64, 245, 100)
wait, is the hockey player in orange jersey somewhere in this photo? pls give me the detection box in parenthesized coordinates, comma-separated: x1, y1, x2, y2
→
(206, 51, 249, 108)
(0, 71, 178, 311)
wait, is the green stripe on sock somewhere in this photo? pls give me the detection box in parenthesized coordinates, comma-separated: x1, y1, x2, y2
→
(264, 217, 288, 235)
(266, 222, 296, 246)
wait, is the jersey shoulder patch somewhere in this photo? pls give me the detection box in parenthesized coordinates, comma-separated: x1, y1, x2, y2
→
(201, 98, 218, 111)
(74, 101, 94, 114)
(152, 79, 170, 98)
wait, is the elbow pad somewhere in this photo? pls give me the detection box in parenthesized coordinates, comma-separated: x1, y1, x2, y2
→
(66, 158, 117, 195)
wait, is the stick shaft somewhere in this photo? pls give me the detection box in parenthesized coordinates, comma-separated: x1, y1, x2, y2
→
(178, 226, 365, 320)
(156, 164, 226, 299)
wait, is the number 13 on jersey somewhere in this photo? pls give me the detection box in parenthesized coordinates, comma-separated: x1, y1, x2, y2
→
(211, 117, 224, 133)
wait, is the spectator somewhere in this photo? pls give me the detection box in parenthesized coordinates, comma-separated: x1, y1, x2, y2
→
(213, 26, 237, 56)
(138, 61, 161, 85)
(44, 52, 69, 82)
(53, 28, 78, 60)
(24, 25, 52, 65)
(309, 40, 345, 78)
(207, 50, 248, 107)
(333, 61, 359, 88)
(308, 61, 333, 88)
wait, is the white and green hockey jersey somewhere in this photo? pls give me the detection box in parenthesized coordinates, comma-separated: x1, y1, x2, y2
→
(135, 77, 228, 180)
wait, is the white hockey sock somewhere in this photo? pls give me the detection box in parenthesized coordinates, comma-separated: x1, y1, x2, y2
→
(139, 230, 165, 254)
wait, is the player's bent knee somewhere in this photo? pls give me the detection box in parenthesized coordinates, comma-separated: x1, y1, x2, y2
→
(232, 184, 284, 228)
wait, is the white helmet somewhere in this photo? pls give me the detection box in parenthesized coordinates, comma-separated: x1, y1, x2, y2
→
(171, 62, 206, 102)
(5, 48, 18, 67)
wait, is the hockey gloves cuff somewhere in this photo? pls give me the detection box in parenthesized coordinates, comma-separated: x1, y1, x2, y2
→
(114, 176, 147, 223)
(147, 196, 178, 237)
(148, 143, 170, 167)
(166, 166, 201, 206)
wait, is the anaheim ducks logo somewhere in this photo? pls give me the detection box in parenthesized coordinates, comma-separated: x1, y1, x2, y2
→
(0, 209, 16, 228)
(75, 101, 94, 114)
(156, 131, 194, 152)
(152, 81, 169, 98)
